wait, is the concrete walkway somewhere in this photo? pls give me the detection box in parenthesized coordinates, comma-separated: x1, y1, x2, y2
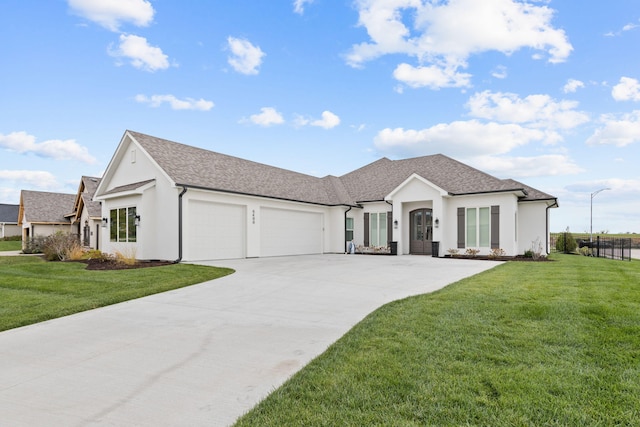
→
(0, 254, 500, 426)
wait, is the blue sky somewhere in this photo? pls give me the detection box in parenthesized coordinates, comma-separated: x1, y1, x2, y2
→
(1, 0, 639, 233)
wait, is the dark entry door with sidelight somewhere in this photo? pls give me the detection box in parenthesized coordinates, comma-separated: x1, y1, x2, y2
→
(410, 208, 433, 254)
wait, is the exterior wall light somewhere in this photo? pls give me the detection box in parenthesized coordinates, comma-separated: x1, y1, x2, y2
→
(102, 217, 108, 228)
(393, 219, 398, 229)
(435, 218, 440, 228)
(135, 215, 141, 227)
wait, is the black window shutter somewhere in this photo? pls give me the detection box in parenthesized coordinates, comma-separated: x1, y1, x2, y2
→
(387, 211, 392, 244)
(457, 207, 465, 249)
(364, 213, 370, 247)
(491, 205, 500, 249)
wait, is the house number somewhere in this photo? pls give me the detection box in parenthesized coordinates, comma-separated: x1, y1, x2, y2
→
(252, 210, 255, 224)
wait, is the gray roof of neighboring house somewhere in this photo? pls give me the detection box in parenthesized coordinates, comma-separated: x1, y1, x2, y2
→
(20, 190, 76, 223)
(0, 203, 19, 223)
(127, 130, 556, 206)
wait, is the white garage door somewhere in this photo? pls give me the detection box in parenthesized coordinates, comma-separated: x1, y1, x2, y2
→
(261, 207, 323, 257)
(187, 200, 245, 260)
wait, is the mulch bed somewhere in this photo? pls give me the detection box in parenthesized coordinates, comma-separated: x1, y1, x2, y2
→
(78, 259, 176, 270)
(444, 255, 553, 262)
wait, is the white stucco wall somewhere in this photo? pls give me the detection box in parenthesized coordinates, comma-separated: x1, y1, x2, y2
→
(517, 201, 550, 254)
(443, 192, 519, 256)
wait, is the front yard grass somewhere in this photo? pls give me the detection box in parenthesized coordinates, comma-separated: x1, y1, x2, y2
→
(0, 240, 21, 251)
(235, 254, 640, 426)
(0, 256, 233, 332)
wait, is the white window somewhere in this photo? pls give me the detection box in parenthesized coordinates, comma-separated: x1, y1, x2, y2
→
(369, 212, 387, 247)
(110, 206, 137, 242)
(466, 207, 490, 248)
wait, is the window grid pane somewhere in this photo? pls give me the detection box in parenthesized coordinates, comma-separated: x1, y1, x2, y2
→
(466, 208, 477, 247)
(379, 213, 387, 247)
(479, 207, 490, 247)
(370, 213, 379, 246)
(128, 207, 137, 242)
(110, 209, 117, 242)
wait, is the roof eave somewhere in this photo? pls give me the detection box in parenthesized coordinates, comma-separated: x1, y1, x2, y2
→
(175, 183, 357, 208)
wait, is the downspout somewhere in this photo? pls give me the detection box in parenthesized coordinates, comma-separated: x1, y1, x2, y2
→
(344, 206, 352, 253)
(545, 200, 559, 254)
(176, 186, 188, 263)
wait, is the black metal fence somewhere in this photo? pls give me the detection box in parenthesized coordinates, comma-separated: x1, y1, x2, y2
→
(550, 233, 633, 261)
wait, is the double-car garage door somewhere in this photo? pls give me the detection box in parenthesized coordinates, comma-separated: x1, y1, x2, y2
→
(186, 200, 323, 260)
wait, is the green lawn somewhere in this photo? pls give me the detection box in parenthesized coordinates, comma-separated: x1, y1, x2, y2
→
(0, 240, 21, 251)
(0, 256, 233, 332)
(235, 254, 640, 426)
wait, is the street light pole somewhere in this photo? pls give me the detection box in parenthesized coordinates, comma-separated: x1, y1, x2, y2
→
(590, 188, 610, 243)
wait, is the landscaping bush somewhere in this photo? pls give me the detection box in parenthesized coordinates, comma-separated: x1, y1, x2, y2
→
(555, 232, 577, 253)
(1, 235, 21, 241)
(42, 231, 81, 261)
(22, 236, 46, 254)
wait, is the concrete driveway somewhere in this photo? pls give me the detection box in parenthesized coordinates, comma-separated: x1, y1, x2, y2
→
(0, 254, 500, 426)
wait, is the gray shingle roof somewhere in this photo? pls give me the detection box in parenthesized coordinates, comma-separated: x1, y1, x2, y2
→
(130, 131, 352, 206)
(20, 190, 76, 223)
(502, 179, 557, 202)
(0, 203, 19, 223)
(80, 176, 102, 218)
(126, 131, 556, 206)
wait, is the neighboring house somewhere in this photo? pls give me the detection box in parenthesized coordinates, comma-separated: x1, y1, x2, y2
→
(94, 130, 558, 261)
(66, 176, 102, 250)
(0, 203, 20, 238)
(18, 190, 76, 246)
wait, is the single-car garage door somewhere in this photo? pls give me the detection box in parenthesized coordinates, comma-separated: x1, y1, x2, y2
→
(261, 207, 323, 257)
(187, 200, 245, 260)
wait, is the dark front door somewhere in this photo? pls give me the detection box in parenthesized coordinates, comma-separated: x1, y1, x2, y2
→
(410, 209, 433, 254)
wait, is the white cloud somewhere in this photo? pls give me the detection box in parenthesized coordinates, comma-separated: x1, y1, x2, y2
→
(311, 111, 341, 129)
(491, 65, 508, 79)
(68, 0, 154, 32)
(586, 111, 640, 147)
(248, 107, 285, 126)
(563, 78, 585, 93)
(565, 178, 640, 195)
(612, 77, 640, 101)
(294, 111, 342, 129)
(469, 154, 583, 177)
(393, 63, 472, 89)
(227, 37, 266, 75)
(374, 120, 545, 158)
(0, 170, 61, 191)
(135, 94, 214, 111)
(0, 131, 96, 164)
(466, 91, 590, 131)
(293, 0, 314, 15)
(109, 34, 170, 72)
(347, 0, 572, 89)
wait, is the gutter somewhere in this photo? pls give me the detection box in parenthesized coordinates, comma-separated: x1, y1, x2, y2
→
(175, 186, 188, 263)
(344, 206, 352, 253)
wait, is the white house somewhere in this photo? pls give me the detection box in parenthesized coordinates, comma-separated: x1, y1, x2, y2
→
(94, 130, 558, 261)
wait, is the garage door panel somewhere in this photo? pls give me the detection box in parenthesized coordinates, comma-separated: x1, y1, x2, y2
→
(187, 200, 245, 260)
(261, 208, 322, 257)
